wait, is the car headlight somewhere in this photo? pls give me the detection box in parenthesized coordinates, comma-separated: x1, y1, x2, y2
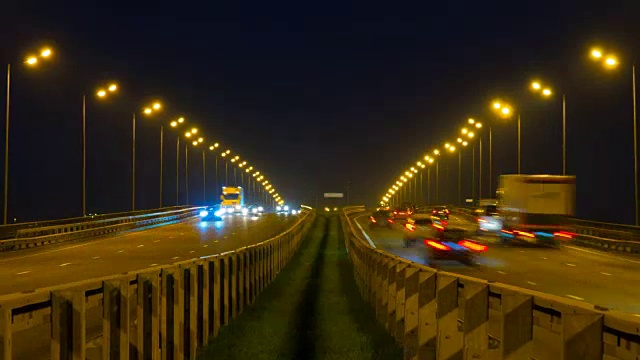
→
(235, 205, 241, 210)
(242, 208, 249, 215)
(276, 206, 282, 211)
(214, 210, 224, 217)
(291, 210, 297, 215)
(284, 205, 289, 211)
(226, 208, 234, 214)
(333, 207, 337, 211)
(199, 210, 209, 218)
(252, 208, 258, 213)
(258, 206, 264, 212)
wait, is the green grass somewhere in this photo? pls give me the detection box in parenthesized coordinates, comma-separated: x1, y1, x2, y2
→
(198, 215, 402, 360)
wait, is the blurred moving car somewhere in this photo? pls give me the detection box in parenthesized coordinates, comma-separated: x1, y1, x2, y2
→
(392, 208, 411, 221)
(476, 204, 502, 234)
(247, 204, 265, 215)
(401, 214, 437, 247)
(424, 228, 487, 266)
(199, 205, 224, 221)
(431, 206, 449, 220)
(369, 210, 393, 229)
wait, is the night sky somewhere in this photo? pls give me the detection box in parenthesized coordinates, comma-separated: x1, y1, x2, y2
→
(2, 2, 640, 223)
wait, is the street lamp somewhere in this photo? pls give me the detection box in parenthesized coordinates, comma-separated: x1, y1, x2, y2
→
(132, 100, 163, 210)
(4, 46, 54, 223)
(82, 82, 119, 216)
(530, 80, 566, 174)
(491, 100, 520, 174)
(168, 117, 187, 205)
(590, 46, 637, 224)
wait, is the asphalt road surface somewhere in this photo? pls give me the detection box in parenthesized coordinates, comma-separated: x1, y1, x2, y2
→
(0, 213, 299, 295)
(355, 213, 640, 314)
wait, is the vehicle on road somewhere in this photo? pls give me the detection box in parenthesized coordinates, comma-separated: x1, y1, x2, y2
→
(476, 204, 502, 234)
(199, 205, 224, 221)
(497, 174, 576, 246)
(247, 204, 265, 215)
(392, 207, 411, 221)
(369, 210, 393, 229)
(220, 186, 245, 214)
(402, 214, 437, 247)
(424, 228, 487, 266)
(431, 206, 449, 220)
(276, 204, 291, 214)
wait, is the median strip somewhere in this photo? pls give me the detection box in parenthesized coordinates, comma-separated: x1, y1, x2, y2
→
(200, 215, 401, 359)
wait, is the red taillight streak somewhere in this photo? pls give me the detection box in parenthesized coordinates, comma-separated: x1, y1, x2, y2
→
(388, 219, 394, 223)
(477, 218, 487, 223)
(554, 232, 572, 239)
(425, 240, 450, 251)
(514, 230, 535, 238)
(432, 224, 444, 231)
(405, 224, 415, 231)
(500, 229, 513, 234)
(458, 240, 488, 252)
(370, 217, 377, 223)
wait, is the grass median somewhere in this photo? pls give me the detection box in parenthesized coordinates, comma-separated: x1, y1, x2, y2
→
(198, 215, 402, 360)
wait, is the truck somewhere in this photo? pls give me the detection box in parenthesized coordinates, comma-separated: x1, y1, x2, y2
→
(220, 186, 245, 214)
(497, 174, 576, 246)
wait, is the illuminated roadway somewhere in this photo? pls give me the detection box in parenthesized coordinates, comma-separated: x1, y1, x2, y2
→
(354, 213, 640, 314)
(0, 213, 298, 295)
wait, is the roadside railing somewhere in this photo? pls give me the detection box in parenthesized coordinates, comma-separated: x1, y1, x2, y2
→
(0, 209, 315, 360)
(0, 207, 203, 252)
(341, 206, 640, 360)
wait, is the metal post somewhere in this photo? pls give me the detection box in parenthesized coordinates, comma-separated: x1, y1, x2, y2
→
(3, 64, 10, 224)
(202, 150, 206, 204)
(82, 95, 86, 217)
(420, 172, 423, 204)
(633, 64, 638, 225)
(176, 137, 180, 205)
(489, 126, 492, 197)
(562, 94, 566, 175)
(215, 155, 218, 199)
(436, 160, 439, 204)
(458, 151, 462, 205)
(225, 161, 228, 186)
(472, 143, 475, 202)
(132, 113, 136, 210)
(160, 126, 163, 208)
(185, 143, 189, 205)
(413, 176, 417, 204)
(517, 114, 521, 174)
(479, 137, 482, 200)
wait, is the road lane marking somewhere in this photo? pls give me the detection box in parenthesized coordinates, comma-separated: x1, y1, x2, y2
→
(519, 250, 525, 253)
(600, 272, 612, 276)
(16, 270, 31, 275)
(154, 240, 160, 243)
(540, 257, 547, 260)
(92, 256, 100, 259)
(137, 245, 144, 248)
(172, 256, 180, 260)
(565, 245, 640, 264)
(354, 215, 377, 248)
(527, 281, 537, 285)
(190, 251, 195, 253)
(59, 263, 71, 267)
(565, 263, 576, 267)
(497, 271, 507, 275)
(566, 294, 584, 301)
(117, 250, 124, 253)
(150, 263, 158, 267)
(203, 245, 209, 247)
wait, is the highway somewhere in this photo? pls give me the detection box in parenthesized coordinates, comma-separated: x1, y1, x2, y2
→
(0, 213, 299, 295)
(355, 213, 640, 314)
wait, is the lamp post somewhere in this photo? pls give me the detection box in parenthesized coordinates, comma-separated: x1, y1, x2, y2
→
(169, 117, 185, 205)
(4, 47, 53, 224)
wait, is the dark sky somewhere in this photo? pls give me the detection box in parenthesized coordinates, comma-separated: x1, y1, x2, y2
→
(2, 1, 640, 222)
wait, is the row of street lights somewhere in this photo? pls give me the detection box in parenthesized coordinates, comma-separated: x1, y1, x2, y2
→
(4, 45, 285, 222)
(381, 46, 638, 224)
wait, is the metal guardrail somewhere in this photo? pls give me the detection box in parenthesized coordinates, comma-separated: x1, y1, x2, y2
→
(0, 209, 315, 359)
(0, 207, 203, 252)
(341, 206, 640, 360)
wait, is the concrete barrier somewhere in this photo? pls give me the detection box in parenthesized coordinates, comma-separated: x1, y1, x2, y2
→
(341, 206, 640, 359)
(0, 209, 315, 359)
(0, 207, 203, 252)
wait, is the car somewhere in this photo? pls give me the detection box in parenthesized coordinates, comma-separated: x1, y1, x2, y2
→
(247, 204, 265, 215)
(423, 228, 487, 266)
(369, 210, 394, 228)
(431, 206, 449, 220)
(476, 205, 503, 234)
(199, 205, 224, 221)
(402, 215, 438, 247)
(392, 208, 412, 222)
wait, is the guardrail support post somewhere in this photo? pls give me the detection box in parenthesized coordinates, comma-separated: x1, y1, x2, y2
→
(436, 274, 462, 359)
(229, 255, 238, 320)
(244, 251, 251, 306)
(181, 265, 197, 360)
(0, 305, 12, 360)
(561, 308, 603, 359)
(198, 262, 210, 348)
(462, 281, 489, 359)
(237, 251, 244, 315)
(102, 279, 129, 360)
(174, 267, 185, 359)
(496, 289, 533, 359)
(402, 266, 419, 357)
(394, 262, 409, 345)
(137, 272, 160, 360)
(386, 260, 399, 336)
(51, 290, 85, 360)
(212, 258, 221, 337)
(222, 256, 230, 326)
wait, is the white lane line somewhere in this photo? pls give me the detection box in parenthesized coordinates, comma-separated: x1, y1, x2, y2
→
(92, 256, 100, 259)
(16, 270, 31, 275)
(137, 245, 144, 248)
(540, 257, 547, 260)
(172, 256, 180, 260)
(566, 294, 584, 301)
(203, 245, 209, 247)
(354, 215, 377, 248)
(565, 263, 577, 267)
(117, 250, 124, 253)
(565, 245, 640, 265)
(527, 281, 537, 285)
(519, 250, 525, 253)
(190, 251, 195, 253)
(169, 237, 174, 239)
(600, 272, 612, 276)
(150, 263, 158, 267)
(497, 271, 507, 275)
(154, 240, 160, 243)
(59, 263, 71, 267)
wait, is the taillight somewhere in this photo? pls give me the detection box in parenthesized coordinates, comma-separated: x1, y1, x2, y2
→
(394, 211, 397, 215)
(432, 223, 444, 231)
(441, 220, 448, 227)
(432, 210, 437, 214)
(445, 209, 450, 214)
(554, 231, 573, 239)
(514, 230, 535, 238)
(370, 217, 377, 223)
(405, 223, 416, 231)
(501, 229, 513, 235)
(387, 219, 394, 223)
(477, 218, 487, 223)
(425, 240, 450, 251)
(458, 240, 488, 252)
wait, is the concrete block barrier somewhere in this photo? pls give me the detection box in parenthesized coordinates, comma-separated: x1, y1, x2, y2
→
(341, 206, 640, 360)
(0, 210, 315, 359)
